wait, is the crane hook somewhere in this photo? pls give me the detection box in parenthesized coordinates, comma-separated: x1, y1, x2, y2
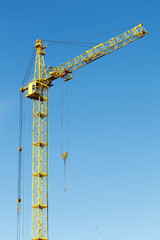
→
(61, 152, 68, 192)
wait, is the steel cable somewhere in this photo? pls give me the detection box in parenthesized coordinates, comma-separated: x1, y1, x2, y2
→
(22, 47, 36, 87)
(22, 96, 25, 240)
(26, 100, 31, 240)
(42, 24, 136, 48)
(17, 91, 23, 240)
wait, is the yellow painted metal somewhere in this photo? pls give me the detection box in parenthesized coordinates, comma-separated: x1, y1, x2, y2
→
(21, 24, 148, 240)
(44, 23, 148, 81)
(26, 40, 49, 240)
(61, 152, 69, 160)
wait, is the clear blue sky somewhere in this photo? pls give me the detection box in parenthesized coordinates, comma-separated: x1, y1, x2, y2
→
(0, 1, 160, 240)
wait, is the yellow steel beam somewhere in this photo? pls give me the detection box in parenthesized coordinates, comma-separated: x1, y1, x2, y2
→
(25, 40, 49, 240)
(45, 23, 148, 82)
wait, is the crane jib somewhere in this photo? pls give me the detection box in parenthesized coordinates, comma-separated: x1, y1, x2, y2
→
(46, 23, 148, 82)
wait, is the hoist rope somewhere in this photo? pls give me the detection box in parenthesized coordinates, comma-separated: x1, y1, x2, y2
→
(22, 96, 25, 240)
(17, 46, 36, 240)
(17, 211, 20, 240)
(61, 78, 63, 154)
(17, 91, 23, 240)
(22, 47, 36, 87)
(64, 160, 66, 192)
(64, 83, 69, 192)
(18, 93, 23, 198)
(17, 45, 34, 240)
(61, 79, 69, 192)
(26, 100, 31, 240)
(66, 83, 69, 153)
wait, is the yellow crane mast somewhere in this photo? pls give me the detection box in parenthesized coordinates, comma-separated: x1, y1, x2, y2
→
(19, 23, 148, 240)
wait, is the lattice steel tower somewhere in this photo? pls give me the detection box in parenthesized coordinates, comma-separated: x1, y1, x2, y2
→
(26, 40, 49, 240)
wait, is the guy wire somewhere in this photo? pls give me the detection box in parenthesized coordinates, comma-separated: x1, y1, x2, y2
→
(42, 24, 136, 48)
(61, 78, 63, 154)
(68, 24, 136, 41)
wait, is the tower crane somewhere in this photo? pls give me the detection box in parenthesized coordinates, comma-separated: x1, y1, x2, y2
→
(18, 23, 148, 240)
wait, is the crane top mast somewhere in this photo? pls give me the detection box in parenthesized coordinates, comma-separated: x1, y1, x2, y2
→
(35, 39, 46, 55)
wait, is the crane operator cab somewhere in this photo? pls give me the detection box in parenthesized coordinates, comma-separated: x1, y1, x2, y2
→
(25, 81, 48, 101)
